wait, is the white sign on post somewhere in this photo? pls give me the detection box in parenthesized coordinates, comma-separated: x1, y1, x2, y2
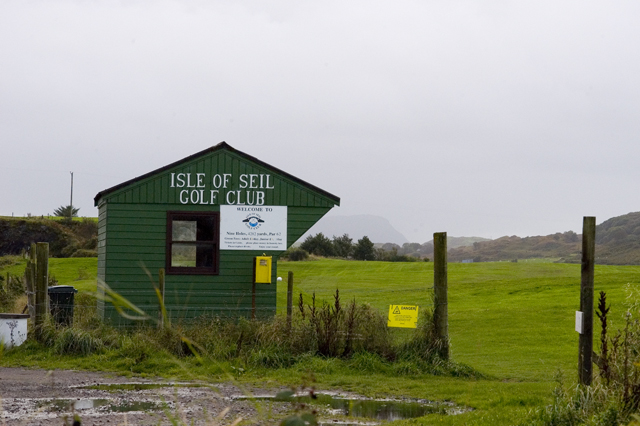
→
(220, 205, 287, 251)
(575, 311, 583, 334)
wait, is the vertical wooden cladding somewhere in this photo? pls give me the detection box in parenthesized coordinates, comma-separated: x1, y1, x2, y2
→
(97, 202, 310, 324)
(97, 204, 108, 317)
(95, 143, 339, 325)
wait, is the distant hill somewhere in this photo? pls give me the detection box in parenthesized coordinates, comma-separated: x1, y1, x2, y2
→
(297, 214, 408, 245)
(422, 236, 491, 250)
(595, 212, 640, 264)
(0, 216, 98, 257)
(447, 211, 640, 265)
(448, 232, 581, 263)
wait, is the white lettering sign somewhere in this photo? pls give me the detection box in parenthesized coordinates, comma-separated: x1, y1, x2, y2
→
(220, 205, 287, 251)
(170, 172, 275, 205)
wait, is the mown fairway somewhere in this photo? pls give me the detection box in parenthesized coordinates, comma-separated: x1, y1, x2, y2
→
(276, 259, 640, 381)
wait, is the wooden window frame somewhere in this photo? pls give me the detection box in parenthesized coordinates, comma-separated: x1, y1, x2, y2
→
(166, 211, 220, 275)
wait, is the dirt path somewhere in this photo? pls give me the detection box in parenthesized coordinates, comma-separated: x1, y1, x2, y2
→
(0, 367, 289, 425)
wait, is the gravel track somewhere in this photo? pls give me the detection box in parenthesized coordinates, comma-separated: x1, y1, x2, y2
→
(0, 367, 287, 425)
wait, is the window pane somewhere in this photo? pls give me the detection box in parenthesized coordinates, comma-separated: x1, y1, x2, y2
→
(171, 244, 196, 267)
(196, 245, 214, 267)
(173, 220, 196, 241)
(167, 212, 219, 274)
(197, 217, 216, 241)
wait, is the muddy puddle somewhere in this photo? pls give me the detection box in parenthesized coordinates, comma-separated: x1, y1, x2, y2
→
(232, 391, 472, 422)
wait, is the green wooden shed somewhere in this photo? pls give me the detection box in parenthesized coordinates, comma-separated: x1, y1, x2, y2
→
(94, 142, 339, 325)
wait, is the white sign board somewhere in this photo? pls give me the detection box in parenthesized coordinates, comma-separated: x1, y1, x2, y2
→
(575, 311, 583, 334)
(220, 205, 287, 251)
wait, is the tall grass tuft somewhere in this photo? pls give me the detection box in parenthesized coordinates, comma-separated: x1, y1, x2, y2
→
(53, 327, 104, 355)
(0, 271, 26, 312)
(295, 289, 395, 358)
(397, 308, 447, 363)
(528, 373, 622, 426)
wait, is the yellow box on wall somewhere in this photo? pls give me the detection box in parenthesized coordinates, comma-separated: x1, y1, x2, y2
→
(254, 256, 272, 284)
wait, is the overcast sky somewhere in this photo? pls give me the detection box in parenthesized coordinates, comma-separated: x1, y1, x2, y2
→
(1, 0, 639, 243)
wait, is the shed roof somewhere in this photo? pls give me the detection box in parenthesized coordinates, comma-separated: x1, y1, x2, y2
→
(94, 141, 340, 207)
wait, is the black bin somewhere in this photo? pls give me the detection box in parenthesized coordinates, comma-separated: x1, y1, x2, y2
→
(48, 285, 78, 326)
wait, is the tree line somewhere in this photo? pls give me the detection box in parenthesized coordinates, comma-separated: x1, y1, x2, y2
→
(284, 233, 430, 262)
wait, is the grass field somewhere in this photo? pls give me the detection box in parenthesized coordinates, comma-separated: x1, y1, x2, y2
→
(1, 256, 97, 293)
(277, 259, 639, 380)
(2, 256, 639, 425)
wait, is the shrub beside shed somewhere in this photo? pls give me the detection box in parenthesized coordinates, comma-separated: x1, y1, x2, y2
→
(94, 142, 339, 324)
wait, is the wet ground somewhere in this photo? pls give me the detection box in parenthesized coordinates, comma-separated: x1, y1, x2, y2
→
(0, 368, 470, 425)
(0, 367, 280, 425)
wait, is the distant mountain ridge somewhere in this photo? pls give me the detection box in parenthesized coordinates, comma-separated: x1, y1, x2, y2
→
(297, 214, 409, 245)
(448, 211, 640, 265)
(297, 211, 640, 265)
(297, 214, 491, 251)
(430, 236, 491, 250)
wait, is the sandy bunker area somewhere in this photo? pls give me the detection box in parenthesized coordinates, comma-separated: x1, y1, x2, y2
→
(0, 367, 290, 425)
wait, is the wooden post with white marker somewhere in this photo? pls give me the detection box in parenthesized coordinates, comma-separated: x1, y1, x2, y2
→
(578, 216, 596, 385)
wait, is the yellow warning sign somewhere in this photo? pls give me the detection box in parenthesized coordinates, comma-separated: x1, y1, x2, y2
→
(388, 305, 419, 328)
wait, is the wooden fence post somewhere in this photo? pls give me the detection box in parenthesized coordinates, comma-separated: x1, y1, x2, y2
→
(34, 242, 49, 341)
(434, 232, 449, 360)
(26, 243, 36, 317)
(24, 262, 33, 317)
(579, 216, 596, 385)
(287, 271, 294, 329)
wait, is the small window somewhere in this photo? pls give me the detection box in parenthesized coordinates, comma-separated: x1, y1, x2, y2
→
(166, 211, 219, 275)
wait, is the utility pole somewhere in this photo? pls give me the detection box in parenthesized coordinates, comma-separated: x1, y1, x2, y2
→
(579, 216, 596, 385)
(69, 172, 74, 220)
(434, 232, 449, 360)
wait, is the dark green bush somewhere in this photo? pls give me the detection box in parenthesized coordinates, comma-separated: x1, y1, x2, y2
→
(283, 247, 309, 261)
(82, 236, 98, 250)
(70, 249, 98, 258)
(0, 217, 98, 258)
(300, 233, 334, 257)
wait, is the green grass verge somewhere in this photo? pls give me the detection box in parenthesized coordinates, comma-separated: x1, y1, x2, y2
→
(2, 257, 638, 424)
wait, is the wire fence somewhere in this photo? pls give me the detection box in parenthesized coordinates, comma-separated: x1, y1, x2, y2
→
(20, 289, 432, 327)
(5, 266, 434, 325)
